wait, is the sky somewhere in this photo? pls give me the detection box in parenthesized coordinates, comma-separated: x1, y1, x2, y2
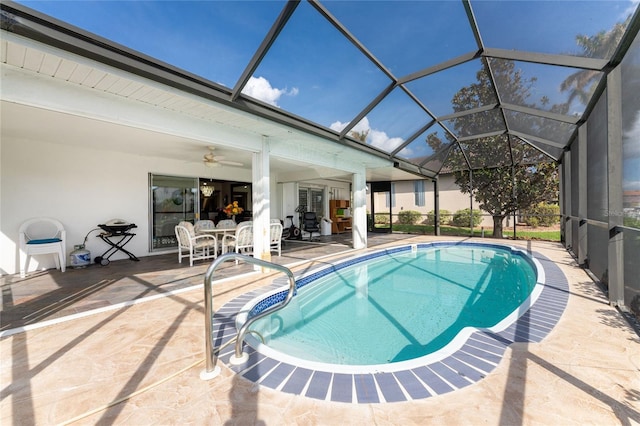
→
(16, 0, 640, 168)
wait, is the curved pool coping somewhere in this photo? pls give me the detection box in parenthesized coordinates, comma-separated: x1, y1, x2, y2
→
(213, 241, 569, 404)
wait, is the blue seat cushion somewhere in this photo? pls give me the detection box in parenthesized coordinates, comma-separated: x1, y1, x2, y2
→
(27, 238, 62, 244)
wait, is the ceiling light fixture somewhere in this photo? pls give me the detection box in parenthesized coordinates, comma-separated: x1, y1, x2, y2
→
(200, 183, 214, 197)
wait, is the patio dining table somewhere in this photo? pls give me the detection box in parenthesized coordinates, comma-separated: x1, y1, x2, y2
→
(196, 227, 235, 253)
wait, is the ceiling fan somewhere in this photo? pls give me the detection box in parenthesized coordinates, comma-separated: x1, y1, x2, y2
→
(203, 146, 244, 168)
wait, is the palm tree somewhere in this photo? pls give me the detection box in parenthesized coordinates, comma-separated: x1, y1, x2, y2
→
(561, 18, 630, 108)
(348, 129, 369, 143)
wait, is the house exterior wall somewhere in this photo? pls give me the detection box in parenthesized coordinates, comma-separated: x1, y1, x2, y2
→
(0, 133, 364, 276)
(368, 176, 494, 227)
(0, 64, 370, 275)
(0, 137, 251, 275)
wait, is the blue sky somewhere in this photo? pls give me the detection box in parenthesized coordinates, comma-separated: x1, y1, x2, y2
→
(17, 0, 640, 164)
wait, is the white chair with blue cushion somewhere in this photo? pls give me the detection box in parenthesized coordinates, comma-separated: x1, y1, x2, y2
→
(19, 217, 66, 278)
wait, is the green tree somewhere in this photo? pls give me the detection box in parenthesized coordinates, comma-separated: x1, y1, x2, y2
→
(561, 18, 630, 108)
(427, 59, 560, 238)
(455, 164, 558, 237)
(348, 129, 369, 143)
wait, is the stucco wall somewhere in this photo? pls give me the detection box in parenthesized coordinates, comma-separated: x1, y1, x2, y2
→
(0, 137, 252, 275)
(369, 176, 494, 227)
(0, 136, 357, 275)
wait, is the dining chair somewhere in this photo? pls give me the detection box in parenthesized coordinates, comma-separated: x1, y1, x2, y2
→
(174, 221, 217, 266)
(221, 221, 253, 263)
(269, 220, 283, 256)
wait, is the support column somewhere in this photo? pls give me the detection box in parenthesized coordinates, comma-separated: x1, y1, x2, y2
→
(512, 165, 517, 240)
(352, 170, 367, 249)
(562, 152, 572, 249)
(578, 125, 588, 266)
(607, 67, 624, 307)
(252, 136, 271, 266)
(434, 179, 440, 236)
(469, 170, 474, 236)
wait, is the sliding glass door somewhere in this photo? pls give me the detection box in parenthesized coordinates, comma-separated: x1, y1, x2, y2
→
(370, 181, 392, 233)
(149, 174, 198, 251)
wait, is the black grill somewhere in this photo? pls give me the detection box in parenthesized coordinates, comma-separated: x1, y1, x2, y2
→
(98, 223, 137, 235)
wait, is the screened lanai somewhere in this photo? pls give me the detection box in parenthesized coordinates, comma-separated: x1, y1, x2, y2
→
(1, 1, 640, 314)
(4, 0, 637, 174)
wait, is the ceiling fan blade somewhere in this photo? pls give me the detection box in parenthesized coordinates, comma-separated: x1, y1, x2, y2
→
(219, 160, 244, 167)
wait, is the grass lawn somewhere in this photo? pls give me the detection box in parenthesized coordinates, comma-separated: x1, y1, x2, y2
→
(381, 224, 561, 242)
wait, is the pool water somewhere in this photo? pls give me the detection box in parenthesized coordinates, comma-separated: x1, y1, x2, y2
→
(249, 244, 538, 366)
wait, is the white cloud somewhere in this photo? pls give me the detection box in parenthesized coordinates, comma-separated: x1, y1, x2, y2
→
(329, 116, 406, 153)
(397, 146, 415, 158)
(241, 76, 297, 107)
(369, 129, 404, 152)
(621, 0, 639, 20)
(329, 117, 369, 133)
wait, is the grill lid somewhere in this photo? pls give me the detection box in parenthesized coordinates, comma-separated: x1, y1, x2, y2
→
(99, 219, 137, 234)
(106, 218, 129, 226)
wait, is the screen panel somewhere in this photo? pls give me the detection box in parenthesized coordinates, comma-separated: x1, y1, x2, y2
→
(586, 91, 608, 223)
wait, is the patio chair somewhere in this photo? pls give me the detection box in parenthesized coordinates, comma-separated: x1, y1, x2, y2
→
(221, 221, 253, 263)
(194, 219, 215, 234)
(174, 221, 217, 266)
(302, 211, 321, 241)
(19, 217, 66, 278)
(216, 219, 237, 230)
(270, 219, 283, 256)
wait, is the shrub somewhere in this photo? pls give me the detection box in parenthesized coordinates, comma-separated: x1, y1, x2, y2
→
(527, 217, 540, 228)
(397, 210, 422, 225)
(425, 209, 451, 225)
(522, 203, 560, 227)
(623, 216, 640, 229)
(452, 208, 482, 227)
(374, 213, 390, 224)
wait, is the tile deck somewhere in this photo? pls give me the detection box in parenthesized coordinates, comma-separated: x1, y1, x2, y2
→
(1, 235, 639, 425)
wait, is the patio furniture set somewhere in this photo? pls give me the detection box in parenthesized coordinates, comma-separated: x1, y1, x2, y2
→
(174, 219, 283, 267)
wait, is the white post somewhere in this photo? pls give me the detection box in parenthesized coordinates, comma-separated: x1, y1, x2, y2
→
(252, 136, 271, 266)
(352, 170, 367, 249)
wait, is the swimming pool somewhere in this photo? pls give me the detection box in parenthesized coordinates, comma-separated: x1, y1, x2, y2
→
(242, 243, 541, 370)
(238, 243, 544, 372)
(215, 241, 568, 403)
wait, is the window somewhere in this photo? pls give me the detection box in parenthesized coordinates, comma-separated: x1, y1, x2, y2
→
(414, 180, 426, 206)
(385, 183, 396, 208)
(298, 187, 324, 215)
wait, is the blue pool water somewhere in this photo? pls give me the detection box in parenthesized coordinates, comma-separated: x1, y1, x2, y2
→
(245, 243, 541, 367)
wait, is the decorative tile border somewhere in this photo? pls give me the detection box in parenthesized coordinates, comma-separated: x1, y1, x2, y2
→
(212, 243, 569, 404)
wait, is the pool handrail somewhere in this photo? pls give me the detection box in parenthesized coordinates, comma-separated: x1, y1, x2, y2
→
(202, 252, 297, 378)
